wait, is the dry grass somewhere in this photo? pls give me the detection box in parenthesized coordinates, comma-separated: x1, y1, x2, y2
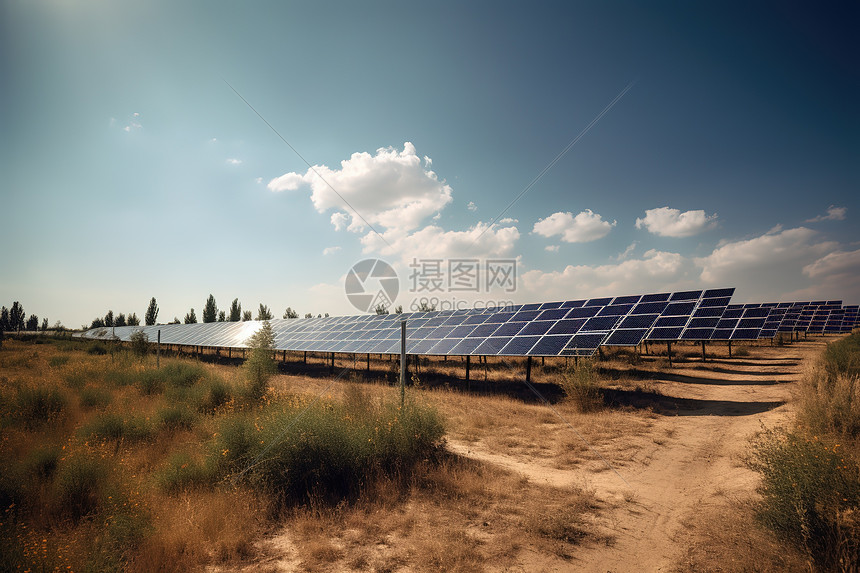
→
(674, 497, 810, 572)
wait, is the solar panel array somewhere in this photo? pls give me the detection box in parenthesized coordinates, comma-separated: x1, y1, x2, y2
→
(78, 289, 859, 357)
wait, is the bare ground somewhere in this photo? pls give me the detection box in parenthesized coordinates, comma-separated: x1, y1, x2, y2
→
(220, 338, 827, 572)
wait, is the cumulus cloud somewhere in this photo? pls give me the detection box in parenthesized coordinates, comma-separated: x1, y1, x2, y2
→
(803, 249, 860, 278)
(499, 217, 518, 224)
(616, 242, 637, 260)
(545, 245, 560, 253)
(635, 207, 718, 237)
(806, 205, 847, 223)
(361, 221, 520, 264)
(467, 201, 477, 212)
(697, 226, 837, 284)
(322, 246, 342, 256)
(269, 142, 452, 235)
(330, 212, 349, 231)
(532, 210, 616, 243)
(520, 249, 690, 301)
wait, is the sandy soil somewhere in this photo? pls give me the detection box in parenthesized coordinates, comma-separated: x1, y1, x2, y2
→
(227, 337, 826, 572)
(452, 339, 824, 572)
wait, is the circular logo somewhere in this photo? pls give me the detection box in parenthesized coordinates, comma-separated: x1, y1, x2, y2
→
(345, 259, 399, 313)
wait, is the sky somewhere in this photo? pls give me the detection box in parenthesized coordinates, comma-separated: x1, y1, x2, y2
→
(1, 0, 858, 329)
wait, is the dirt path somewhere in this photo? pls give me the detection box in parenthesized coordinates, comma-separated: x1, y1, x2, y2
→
(449, 339, 826, 572)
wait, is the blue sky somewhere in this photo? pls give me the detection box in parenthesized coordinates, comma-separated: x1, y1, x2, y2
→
(1, 0, 857, 328)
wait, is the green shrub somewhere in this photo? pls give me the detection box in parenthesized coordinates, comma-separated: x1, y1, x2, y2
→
(135, 370, 164, 395)
(210, 392, 444, 504)
(160, 362, 207, 388)
(798, 333, 860, 439)
(27, 446, 60, 480)
(16, 385, 66, 425)
(80, 386, 112, 409)
(87, 342, 108, 355)
(822, 332, 860, 381)
(748, 428, 859, 570)
(156, 453, 213, 492)
(196, 378, 232, 413)
(48, 355, 70, 368)
(243, 321, 276, 400)
(559, 361, 603, 412)
(79, 412, 153, 442)
(54, 454, 107, 521)
(157, 405, 196, 431)
(129, 330, 150, 357)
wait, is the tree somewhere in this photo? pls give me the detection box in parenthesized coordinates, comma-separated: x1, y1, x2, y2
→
(26, 314, 38, 331)
(104, 310, 115, 327)
(145, 297, 159, 326)
(203, 294, 218, 323)
(417, 301, 436, 312)
(127, 313, 140, 326)
(304, 313, 313, 319)
(169, 317, 181, 324)
(229, 299, 242, 322)
(40, 318, 48, 332)
(115, 313, 127, 327)
(375, 304, 389, 315)
(218, 310, 226, 322)
(283, 307, 298, 319)
(10, 302, 25, 332)
(90, 317, 105, 329)
(256, 303, 273, 321)
(130, 330, 150, 357)
(394, 305, 403, 314)
(184, 308, 197, 324)
(242, 310, 252, 321)
(244, 320, 275, 400)
(0, 306, 9, 332)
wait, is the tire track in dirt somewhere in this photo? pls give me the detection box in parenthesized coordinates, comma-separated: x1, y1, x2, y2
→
(449, 340, 826, 572)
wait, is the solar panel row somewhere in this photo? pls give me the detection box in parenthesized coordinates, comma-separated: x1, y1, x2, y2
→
(78, 290, 858, 357)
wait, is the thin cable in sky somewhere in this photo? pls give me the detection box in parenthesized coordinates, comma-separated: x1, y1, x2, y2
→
(473, 80, 636, 245)
(223, 78, 392, 249)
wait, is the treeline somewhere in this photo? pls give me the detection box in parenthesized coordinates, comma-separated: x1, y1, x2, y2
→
(0, 301, 58, 333)
(88, 295, 331, 330)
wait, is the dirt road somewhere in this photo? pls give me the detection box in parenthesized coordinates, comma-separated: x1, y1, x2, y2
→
(449, 339, 825, 572)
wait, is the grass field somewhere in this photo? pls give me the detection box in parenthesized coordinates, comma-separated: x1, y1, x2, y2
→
(1, 334, 857, 571)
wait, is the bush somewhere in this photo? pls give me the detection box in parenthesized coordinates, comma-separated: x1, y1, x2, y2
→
(798, 333, 860, 439)
(27, 446, 60, 480)
(209, 392, 444, 504)
(130, 330, 150, 357)
(243, 321, 276, 400)
(54, 454, 107, 522)
(87, 342, 108, 355)
(156, 453, 213, 492)
(748, 429, 859, 570)
(16, 385, 66, 425)
(157, 405, 196, 431)
(80, 412, 153, 442)
(80, 386, 112, 409)
(196, 378, 232, 413)
(559, 361, 603, 412)
(48, 355, 70, 368)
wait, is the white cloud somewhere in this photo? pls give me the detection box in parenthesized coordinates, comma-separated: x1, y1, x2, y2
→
(330, 212, 349, 231)
(226, 158, 243, 165)
(635, 207, 718, 237)
(697, 226, 837, 284)
(616, 241, 637, 260)
(803, 249, 860, 278)
(520, 249, 690, 301)
(467, 201, 477, 212)
(806, 205, 847, 223)
(532, 210, 616, 243)
(499, 217, 518, 224)
(269, 142, 452, 235)
(545, 245, 560, 253)
(361, 221, 520, 264)
(254, 177, 263, 184)
(322, 246, 342, 256)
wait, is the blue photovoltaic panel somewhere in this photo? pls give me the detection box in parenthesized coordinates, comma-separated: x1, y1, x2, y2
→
(547, 319, 587, 335)
(529, 335, 574, 355)
(604, 329, 650, 346)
